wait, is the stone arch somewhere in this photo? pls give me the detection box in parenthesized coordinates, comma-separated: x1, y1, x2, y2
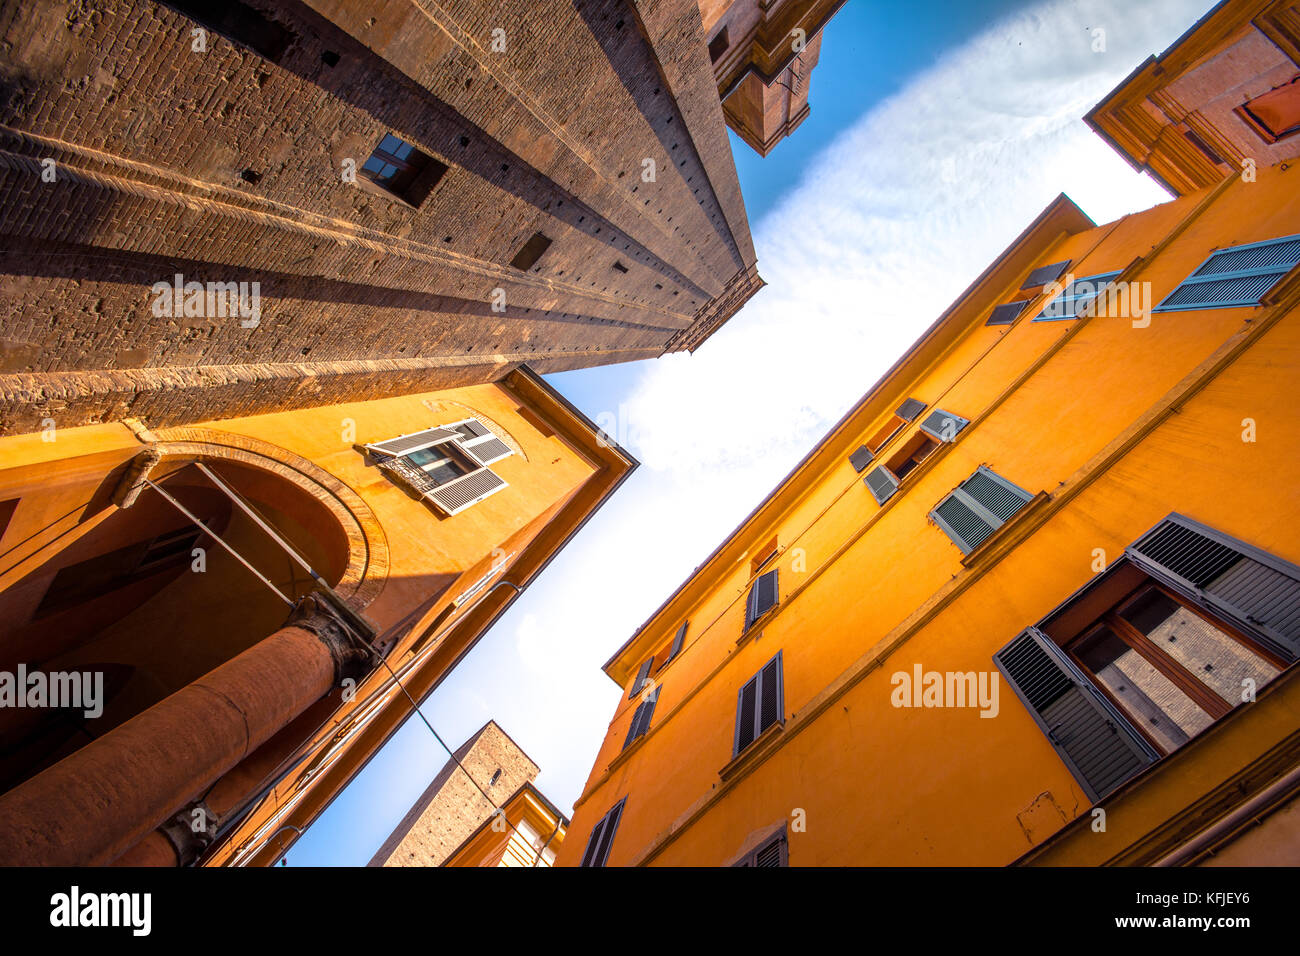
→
(147, 424, 389, 609)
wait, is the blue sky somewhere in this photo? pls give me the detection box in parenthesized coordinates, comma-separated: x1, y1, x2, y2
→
(286, 0, 1212, 866)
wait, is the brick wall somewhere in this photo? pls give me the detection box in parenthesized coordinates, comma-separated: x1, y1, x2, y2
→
(368, 720, 542, 867)
(0, 0, 761, 433)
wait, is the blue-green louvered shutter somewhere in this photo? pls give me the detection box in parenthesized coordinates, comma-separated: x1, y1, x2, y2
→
(995, 628, 1157, 801)
(1154, 233, 1300, 312)
(1126, 513, 1300, 662)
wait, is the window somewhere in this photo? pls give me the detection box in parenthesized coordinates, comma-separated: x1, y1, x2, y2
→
(1033, 270, 1123, 321)
(510, 232, 553, 271)
(708, 26, 729, 63)
(579, 798, 626, 867)
(749, 536, 779, 574)
(917, 408, 970, 444)
(1153, 233, 1300, 312)
(886, 433, 939, 482)
(489, 769, 502, 787)
(985, 301, 1027, 326)
(661, 620, 688, 667)
(366, 420, 511, 516)
(732, 830, 788, 867)
(995, 514, 1298, 800)
(1021, 259, 1071, 290)
(744, 569, 779, 631)
(1235, 74, 1300, 143)
(163, 0, 295, 63)
(1183, 128, 1226, 166)
(361, 133, 447, 205)
(864, 398, 926, 454)
(628, 656, 653, 700)
(930, 466, 1035, 555)
(734, 651, 783, 756)
(623, 683, 658, 750)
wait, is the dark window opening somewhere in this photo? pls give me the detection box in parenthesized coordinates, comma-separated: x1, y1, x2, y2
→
(1183, 128, 1226, 166)
(612, 261, 629, 273)
(361, 133, 448, 206)
(321, 50, 340, 67)
(511, 232, 553, 271)
(162, 0, 295, 63)
(240, 168, 261, 184)
(708, 26, 729, 63)
(886, 433, 939, 482)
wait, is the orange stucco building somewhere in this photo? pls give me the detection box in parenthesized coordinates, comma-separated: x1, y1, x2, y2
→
(0, 367, 633, 866)
(560, 0, 1300, 867)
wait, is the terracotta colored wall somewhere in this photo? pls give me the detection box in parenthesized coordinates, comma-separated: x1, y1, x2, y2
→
(560, 160, 1300, 866)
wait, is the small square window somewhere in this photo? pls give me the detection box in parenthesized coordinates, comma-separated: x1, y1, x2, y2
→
(360, 133, 448, 206)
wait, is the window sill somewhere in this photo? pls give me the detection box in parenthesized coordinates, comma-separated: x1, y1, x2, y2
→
(719, 719, 785, 783)
(958, 491, 1051, 568)
(735, 606, 779, 649)
(605, 729, 649, 776)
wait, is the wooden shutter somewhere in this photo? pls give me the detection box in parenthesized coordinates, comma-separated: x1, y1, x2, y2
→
(665, 621, 688, 662)
(930, 466, 1033, 554)
(734, 651, 783, 756)
(732, 831, 788, 867)
(863, 465, 899, 505)
(425, 469, 507, 515)
(985, 301, 1026, 326)
(623, 690, 658, 750)
(848, 445, 874, 473)
(366, 426, 460, 457)
(1021, 259, 1070, 290)
(1154, 234, 1300, 312)
(896, 398, 926, 421)
(746, 569, 779, 629)
(918, 409, 970, 443)
(995, 627, 1158, 801)
(628, 656, 653, 699)
(1127, 514, 1300, 661)
(580, 798, 626, 867)
(734, 672, 759, 755)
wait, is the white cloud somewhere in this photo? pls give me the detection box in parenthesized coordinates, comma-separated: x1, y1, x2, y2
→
(508, 0, 1212, 815)
(308, 0, 1218, 850)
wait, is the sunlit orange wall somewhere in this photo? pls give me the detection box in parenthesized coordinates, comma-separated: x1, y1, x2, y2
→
(559, 160, 1300, 866)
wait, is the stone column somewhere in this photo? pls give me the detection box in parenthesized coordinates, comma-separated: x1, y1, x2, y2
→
(0, 595, 371, 866)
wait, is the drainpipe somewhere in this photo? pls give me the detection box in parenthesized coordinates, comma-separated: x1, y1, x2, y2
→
(1154, 764, 1300, 866)
(0, 594, 371, 866)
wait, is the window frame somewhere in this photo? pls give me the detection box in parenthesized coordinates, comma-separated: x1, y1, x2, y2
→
(1062, 578, 1285, 754)
(733, 650, 784, 757)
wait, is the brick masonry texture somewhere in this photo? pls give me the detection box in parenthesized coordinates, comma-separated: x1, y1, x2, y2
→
(0, 0, 763, 434)
(368, 720, 540, 867)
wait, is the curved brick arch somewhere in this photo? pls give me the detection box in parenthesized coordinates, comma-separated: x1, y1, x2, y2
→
(149, 425, 388, 610)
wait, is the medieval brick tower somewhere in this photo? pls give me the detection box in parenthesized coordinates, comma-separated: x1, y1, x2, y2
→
(0, 0, 765, 435)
